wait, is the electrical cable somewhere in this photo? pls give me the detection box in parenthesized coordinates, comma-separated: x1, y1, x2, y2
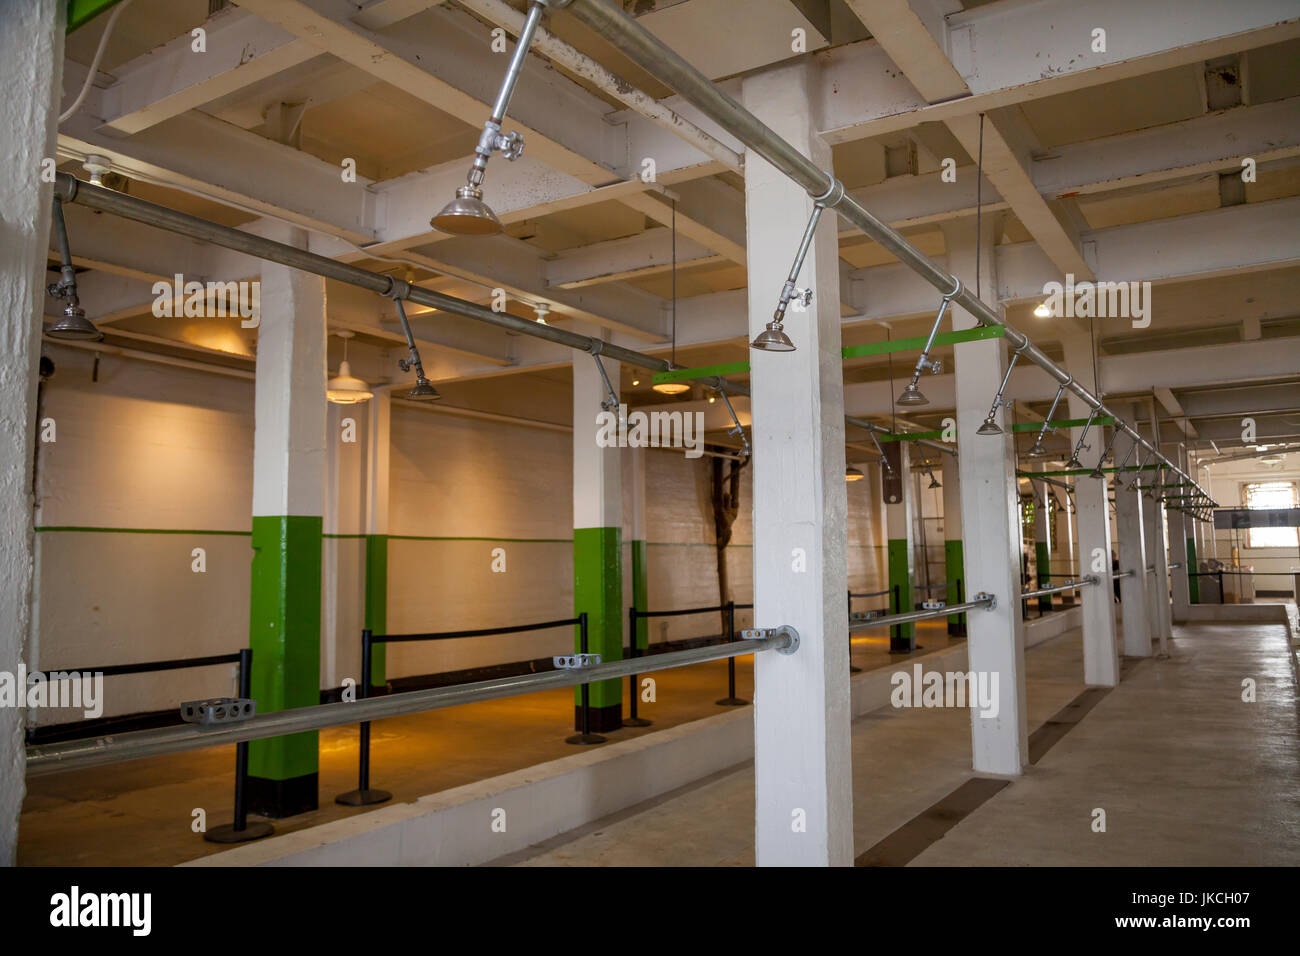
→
(60, 0, 135, 124)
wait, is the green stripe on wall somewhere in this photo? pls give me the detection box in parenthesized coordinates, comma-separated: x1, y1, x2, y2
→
(573, 526, 622, 711)
(248, 515, 321, 782)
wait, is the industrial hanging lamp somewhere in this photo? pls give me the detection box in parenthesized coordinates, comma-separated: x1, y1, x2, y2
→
(431, 1, 544, 235)
(896, 275, 961, 407)
(976, 342, 1028, 435)
(327, 331, 373, 405)
(1089, 422, 1123, 479)
(925, 463, 942, 489)
(386, 279, 441, 402)
(45, 197, 103, 341)
(653, 199, 691, 395)
(845, 466, 865, 482)
(752, 179, 843, 352)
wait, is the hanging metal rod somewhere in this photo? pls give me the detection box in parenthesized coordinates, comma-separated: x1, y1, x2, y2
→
(844, 415, 955, 458)
(51, 174, 748, 399)
(1021, 577, 1098, 601)
(551, 0, 1215, 509)
(26, 631, 794, 777)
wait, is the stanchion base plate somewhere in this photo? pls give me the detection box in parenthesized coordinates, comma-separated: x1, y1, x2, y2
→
(335, 788, 393, 807)
(715, 697, 749, 707)
(621, 717, 652, 727)
(203, 821, 275, 844)
(565, 732, 607, 745)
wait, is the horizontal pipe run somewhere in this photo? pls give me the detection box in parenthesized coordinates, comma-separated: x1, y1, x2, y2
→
(849, 595, 994, 633)
(1020, 578, 1097, 601)
(558, 0, 1211, 507)
(25, 634, 791, 776)
(51, 174, 748, 396)
(845, 416, 954, 459)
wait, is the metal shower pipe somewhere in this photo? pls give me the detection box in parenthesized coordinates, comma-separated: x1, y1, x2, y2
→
(551, 0, 1215, 511)
(51, 173, 746, 395)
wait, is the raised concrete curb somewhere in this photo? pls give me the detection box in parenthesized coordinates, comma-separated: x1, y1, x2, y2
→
(189, 639, 980, 867)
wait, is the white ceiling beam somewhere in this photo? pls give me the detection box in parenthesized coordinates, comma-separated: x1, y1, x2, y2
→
(817, 0, 1300, 145)
(235, 0, 622, 184)
(546, 227, 718, 289)
(58, 110, 378, 243)
(1155, 386, 1199, 439)
(843, 0, 1094, 279)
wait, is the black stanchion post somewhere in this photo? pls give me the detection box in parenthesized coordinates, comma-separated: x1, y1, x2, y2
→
(567, 612, 606, 744)
(847, 590, 862, 673)
(717, 600, 747, 706)
(1219, 570, 1225, 605)
(336, 629, 392, 806)
(204, 648, 274, 843)
(624, 607, 651, 727)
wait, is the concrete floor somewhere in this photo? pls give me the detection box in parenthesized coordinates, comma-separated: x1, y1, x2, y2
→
(496, 619, 1300, 866)
(18, 621, 957, 865)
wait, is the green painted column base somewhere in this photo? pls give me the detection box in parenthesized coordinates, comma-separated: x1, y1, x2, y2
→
(574, 526, 623, 732)
(887, 538, 914, 652)
(247, 514, 322, 817)
(365, 533, 388, 688)
(1035, 540, 1052, 612)
(944, 540, 966, 637)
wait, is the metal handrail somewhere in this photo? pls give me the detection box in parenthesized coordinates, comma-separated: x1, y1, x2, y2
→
(1021, 577, 1098, 601)
(25, 632, 795, 777)
(849, 594, 995, 633)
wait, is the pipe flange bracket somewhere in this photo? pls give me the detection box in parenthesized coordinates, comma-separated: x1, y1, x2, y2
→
(553, 653, 601, 669)
(741, 625, 800, 656)
(812, 177, 844, 208)
(181, 697, 256, 725)
(943, 274, 962, 300)
(386, 277, 412, 301)
(975, 591, 997, 611)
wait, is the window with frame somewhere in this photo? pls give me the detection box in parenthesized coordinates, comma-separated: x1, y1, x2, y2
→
(1242, 480, 1299, 548)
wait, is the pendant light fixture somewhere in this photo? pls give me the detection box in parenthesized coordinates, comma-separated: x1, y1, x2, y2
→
(845, 466, 865, 482)
(387, 282, 440, 402)
(653, 199, 691, 395)
(327, 331, 373, 405)
(896, 275, 961, 407)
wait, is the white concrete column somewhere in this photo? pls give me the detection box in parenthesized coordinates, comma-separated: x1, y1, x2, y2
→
(744, 62, 852, 865)
(943, 216, 1029, 775)
(323, 393, 366, 690)
(572, 326, 623, 728)
(1143, 404, 1172, 652)
(0, 0, 65, 864)
(1112, 425, 1152, 658)
(1061, 333, 1118, 686)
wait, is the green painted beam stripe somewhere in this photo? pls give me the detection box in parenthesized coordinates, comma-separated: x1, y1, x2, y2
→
(652, 360, 751, 384)
(841, 325, 1005, 359)
(67, 0, 126, 33)
(389, 534, 572, 544)
(1009, 416, 1115, 432)
(1016, 464, 1163, 477)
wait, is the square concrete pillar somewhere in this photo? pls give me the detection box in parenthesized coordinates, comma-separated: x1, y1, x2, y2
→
(1061, 333, 1119, 686)
(1112, 424, 1152, 658)
(943, 217, 1029, 776)
(0, 0, 66, 864)
(743, 62, 853, 866)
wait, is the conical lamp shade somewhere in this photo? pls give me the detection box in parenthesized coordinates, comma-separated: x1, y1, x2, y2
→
(431, 186, 503, 236)
(46, 306, 103, 341)
(327, 360, 373, 404)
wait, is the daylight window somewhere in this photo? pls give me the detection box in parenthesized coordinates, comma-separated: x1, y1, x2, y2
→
(1243, 481, 1299, 548)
